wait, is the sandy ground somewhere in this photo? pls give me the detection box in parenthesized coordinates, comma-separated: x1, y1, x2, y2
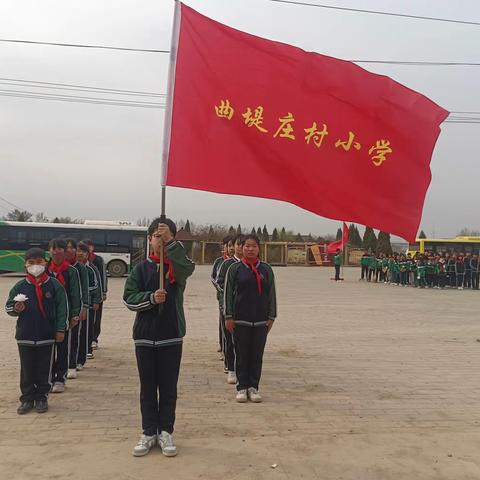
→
(1, 265, 480, 480)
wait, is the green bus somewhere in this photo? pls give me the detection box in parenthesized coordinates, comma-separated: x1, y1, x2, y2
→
(0, 221, 148, 276)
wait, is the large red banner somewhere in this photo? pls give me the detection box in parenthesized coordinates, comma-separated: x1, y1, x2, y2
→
(166, 3, 449, 242)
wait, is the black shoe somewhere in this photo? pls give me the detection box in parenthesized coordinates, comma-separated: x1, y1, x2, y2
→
(17, 401, 34, 415)
(35, 399, 48, 413)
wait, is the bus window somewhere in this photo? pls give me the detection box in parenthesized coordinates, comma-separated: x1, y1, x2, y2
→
(8, 227, 28, 249)
(105, 232, 130, 253)
(131, 235, 147, 266)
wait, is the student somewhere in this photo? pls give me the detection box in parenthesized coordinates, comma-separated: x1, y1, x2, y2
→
(360, 253, 368, 281)
(333, 248, 342, 281)
(471, 254, 479, 290)
(83, 239, 107, 350)
(5, 248, 68, 414)
(123, 218, 195, 458)
(464, 252, 472, 289)
(224, 234, 277, 403)
(211, 236, 233, 354)
(216, 234, 244, 384)
(76, 242, 101, 370)
(46, 238, 81, 393)
(455, 255, 465, 290)
(65, 238, 89, 379)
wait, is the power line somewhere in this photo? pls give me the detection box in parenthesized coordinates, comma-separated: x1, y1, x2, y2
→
(0, 38, 169, 53)
(0, 77, 165, 97)
(0, 195, 26, 211)
(267, 0, 480, 26)
(0, 91, 166, 108)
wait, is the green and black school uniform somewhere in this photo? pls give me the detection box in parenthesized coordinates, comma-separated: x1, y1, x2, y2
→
(333, 253, 342, 281)
(123, 240, 195, 436)
(216, 255, 241, 372)
(5, 273, 68, 403)
(69, 260, 89, 369)
(91, 253, 107, 345)
(211, 255, 228, 350)
(224, 259, 277, 392)
(78, 262, 101, 367)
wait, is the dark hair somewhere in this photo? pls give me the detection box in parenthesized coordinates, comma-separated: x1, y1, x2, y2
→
(77, 241, 90, 253)
(25, 248, 46, 261)
(65, 238, 77, 248)
(48, 238, 67, 250)
(232, 233, 245, 245)
(241, 234, 260, 246)
(147, 217, 177, 237)
(82, 238, 93, 247)
(222, 235, 233, 245)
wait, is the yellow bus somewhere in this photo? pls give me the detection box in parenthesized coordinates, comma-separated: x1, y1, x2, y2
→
(408, 236, 480, 256)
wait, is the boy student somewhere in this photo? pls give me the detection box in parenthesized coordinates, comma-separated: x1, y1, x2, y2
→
(211, 236, 233, 354)
(5, 248, 68, 414)
(216, 234, 245, 384)
(333, 248, 342, 281)
(65, 238, 89, 379)
(83, 239, 107, 350)
(47, 238, 82, 393)
(224, 234, 277, 403)
(76, 242, 101, 370)
(123, 218, 195, 458)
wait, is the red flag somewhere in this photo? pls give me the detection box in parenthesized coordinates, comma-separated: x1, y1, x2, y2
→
(327, 222, 349, 253)
(166, 4, 449, 243)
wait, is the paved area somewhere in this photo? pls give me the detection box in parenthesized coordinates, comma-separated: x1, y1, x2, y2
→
(1, 266, 480, 479)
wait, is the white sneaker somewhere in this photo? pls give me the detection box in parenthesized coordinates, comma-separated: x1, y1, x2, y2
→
(67, 369, 77, 379)
(223, 366, 229, 374)
(91, 341, 98, 350)
(87, 352, 94, 359)
(248, 387, 262, 403)
(132, 434, 156, 457)
(51, 382, 65, 393)
(76, 364, 84, 371)
(227, 371, 237, 384)
(236, 389, 248, 403)
(158, 431, 177, 457)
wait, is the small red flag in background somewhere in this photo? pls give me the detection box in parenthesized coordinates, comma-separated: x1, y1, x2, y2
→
(166, 4, 449, 243)
(327, 222, 349, 253)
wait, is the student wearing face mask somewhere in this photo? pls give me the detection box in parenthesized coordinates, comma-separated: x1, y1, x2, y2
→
(224, 234, 277, 403)
(46, 238, 82, 393)
(5, 248, 68, 415)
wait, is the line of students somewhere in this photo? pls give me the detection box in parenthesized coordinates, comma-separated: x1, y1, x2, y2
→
(5, 238, 107, 414)
(360, 251, 480, 290)
(211, 234, 277, 403)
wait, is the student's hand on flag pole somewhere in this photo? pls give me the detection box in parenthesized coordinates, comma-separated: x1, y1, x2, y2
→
(55, 331, 65, 343)
(14, 302, 26, 313)
(157, 224, 174, 243)
(225, 319, 235, 333)
(154, 289, 167, 304)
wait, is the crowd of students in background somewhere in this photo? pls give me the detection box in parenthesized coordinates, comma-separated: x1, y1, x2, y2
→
(360, 251, 480, 290)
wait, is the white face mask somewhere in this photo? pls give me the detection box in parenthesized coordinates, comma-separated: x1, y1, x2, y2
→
(27, 265, 45, 277)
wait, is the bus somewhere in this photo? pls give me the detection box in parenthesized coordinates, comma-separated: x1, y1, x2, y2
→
(408, 236, 480, 256)
(0, 221, 148, 276)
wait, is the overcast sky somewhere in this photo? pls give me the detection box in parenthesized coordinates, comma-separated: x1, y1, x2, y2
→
(1, 0, 479, 239)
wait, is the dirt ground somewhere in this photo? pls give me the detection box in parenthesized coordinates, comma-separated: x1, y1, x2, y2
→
(1, 265, 480, 480)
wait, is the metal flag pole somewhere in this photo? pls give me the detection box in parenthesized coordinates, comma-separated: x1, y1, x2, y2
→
(341, 222, 345, 281)
(159, 0, 181, 290)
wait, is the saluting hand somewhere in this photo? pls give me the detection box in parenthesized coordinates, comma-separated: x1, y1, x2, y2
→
(154, 289, 167, 304)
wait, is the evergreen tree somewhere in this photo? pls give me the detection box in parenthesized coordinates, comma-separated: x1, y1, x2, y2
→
(377, 231, 393, 255)
(335, 228, 342, 240)
(279, 227, 287, 241)
(251, 227, 256, 235)
(271, 228, 279, 241)
(228, 225, 235, 236)
(307, 233, 314, 242)
(236, 224, 242, 235)
(5, 209, 33, 222)
(208, 226, 215, 239)
(419, 230, 427, 239)
(295, 233, 303, 242)
(363, 227, 377, 252)
(184, 220, 191, 234)
(262, 225, 269, 242)
(348, 223, 362, 247)
(256, 227, 262, 237)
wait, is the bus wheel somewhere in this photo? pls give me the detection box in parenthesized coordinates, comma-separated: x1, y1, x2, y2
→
(108, 260, 127, 277)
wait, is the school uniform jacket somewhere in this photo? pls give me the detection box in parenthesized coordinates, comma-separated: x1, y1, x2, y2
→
(224, 260, 277, 327)
(5, 276, 68, 346)
(92, 255, 108, 295)
(46, 262, 81, 319)
(85, 263, 102, 307)
(72, 261, 89, 308)
(123, 240, 195, 347)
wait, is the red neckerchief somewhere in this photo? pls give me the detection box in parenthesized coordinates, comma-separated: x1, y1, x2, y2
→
(149, 254, 176, 284)
(223, 253, 229, 260)
(89, 252, 96, 262)
(48, 259, 70, 287)
(242, 258, 262, 295)
(26, 272, 49, 318)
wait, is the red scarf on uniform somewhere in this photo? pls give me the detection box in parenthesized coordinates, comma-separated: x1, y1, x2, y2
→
(48, 259, 70, 287)
(149, 254, 176, 284)
(242, 258, 262, 295)
(26, 272, 49, 318)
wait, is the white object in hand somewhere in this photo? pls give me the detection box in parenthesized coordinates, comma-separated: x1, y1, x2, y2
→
(14, 294, 28, 302)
